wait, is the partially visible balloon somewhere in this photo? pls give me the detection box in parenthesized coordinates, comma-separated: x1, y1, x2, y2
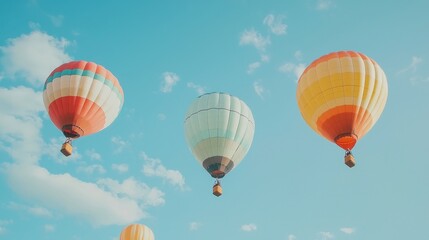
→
(184, 92, 255, 196)
(43, 60, 124, 156)
(296, 51, 388, 167)
(120, 224, 154, 240)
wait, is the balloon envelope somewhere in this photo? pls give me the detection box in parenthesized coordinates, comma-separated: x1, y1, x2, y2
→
(296, 51, 388, 150)
(184, 92, 255, 178)
(120, 224, 154, 240)
(43, 60, 124, 138)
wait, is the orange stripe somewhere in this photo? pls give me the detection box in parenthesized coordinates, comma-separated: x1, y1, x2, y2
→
(48, 96, 106, 137)
(49, 61, 124, 96)
(300, 51, 367, 76)
(316, 105, 373, 150)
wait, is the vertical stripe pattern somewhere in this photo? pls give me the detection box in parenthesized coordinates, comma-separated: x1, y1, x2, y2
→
(43, 61, 124, 138)
(296, 51, 388, 150)
(184, 92, 255, 178)
(120, 224, 155, 240)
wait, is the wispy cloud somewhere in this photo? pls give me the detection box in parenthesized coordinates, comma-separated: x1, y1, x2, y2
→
(157, 113, 167, 121)
(77, 164, 106, 174)
(317, 0, 334, 10)
(190, 221, 202, 231)
(397, 56, 429, 85)
(320, 231, 334, 240)
(112, 163, 129, 173)
(247, 62, 261, 74)
(241, 223, 257, 232)
(0, 30, 72, 85)
(187, 82, 206, 95)
(279, 62, 306, 82)
(86, 149, 101, 161)
(44, 224, 55, 232)
(398, 56, 422, 74)
(44, 137, 82, 164)
(288, 234, 297, 240)
(141, 152, 187, 190)
(0, 220, 12, 235)
(294, 50, 303, 61)
(340, 227, 355, 234)
(253, 81, 265, 99)
(263, 14, 287, 35)
(49, 15, 64, 27)
(97, 177, 165, 207)
(161, 72, 179, 93)
(240, 29, 270, 51)
(8, 202, 53, 217)
(111, 136, 127, 154)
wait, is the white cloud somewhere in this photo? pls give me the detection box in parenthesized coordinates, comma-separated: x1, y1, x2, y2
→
(49, 15, 64, 27)
(86, 149, 101, 161)
(240, 29, 270, 51)
(279, 62, 306, 82)
(44, 137, 82, 164)
(0, 87, 44, 164)
(187, 82, 206, 95)
(161, 72, 179, 93)
(97, 177, 165, 207)
(247, 62, 261, 74)
(340, 227, 355, 234)
(44, 224, 55, 232)
(398, 56, 423, 74)
(5, 164, 145, 226)
(294, 50, 303, 61)
(0, 220, 12, 234)
(263, 14, 287, 35)
(111, 136, 127, 154)
(141, 152, 187, 190)
(253, 81, 265, 99)
(320, 231, 334, 239)
(8, 202, 53, 217)
(0, 30, 72, 85)
(241, 223, 257, 232)
(288, 234, 297, 240)
(157, 113, 167, 121)
(112, 163, 129, 173)
(77, 164, 106, 174)
(260, 54, 270, 62)
(317, 0, 334, 10)
(189, 221, 202, 231)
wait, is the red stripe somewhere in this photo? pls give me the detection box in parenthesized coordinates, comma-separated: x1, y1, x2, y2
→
(316, 105, 373, 150)
(48, 96, 106, 137)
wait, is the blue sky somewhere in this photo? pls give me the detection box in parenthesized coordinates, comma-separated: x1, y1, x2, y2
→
(0, 0, 428, 239)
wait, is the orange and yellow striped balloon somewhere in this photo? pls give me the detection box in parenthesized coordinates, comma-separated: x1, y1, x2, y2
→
(120, 224, 155, 240)
(296, 51, 388, 150)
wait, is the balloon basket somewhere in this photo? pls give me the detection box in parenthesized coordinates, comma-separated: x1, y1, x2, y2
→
(61, 142, 73, 157)
(344, 154, 355, 168)
(213, 182, 222, 197)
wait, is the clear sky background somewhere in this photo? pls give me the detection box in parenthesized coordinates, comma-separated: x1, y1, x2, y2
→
(0, 0, 428, 239)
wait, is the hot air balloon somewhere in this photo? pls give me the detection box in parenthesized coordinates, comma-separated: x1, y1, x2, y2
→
(120, 224, 154, 240)
(296, 51, 388, 167)
(43, 60, 124, 156)
(184, 92, 255, 196)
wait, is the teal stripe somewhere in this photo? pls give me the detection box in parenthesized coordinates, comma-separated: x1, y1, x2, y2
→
(43, 69, 124, 105)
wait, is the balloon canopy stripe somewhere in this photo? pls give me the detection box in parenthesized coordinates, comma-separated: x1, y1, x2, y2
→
(44, 69, 124, 106)
(120, 224, 155, 240)
(48, 96, 105, 137)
